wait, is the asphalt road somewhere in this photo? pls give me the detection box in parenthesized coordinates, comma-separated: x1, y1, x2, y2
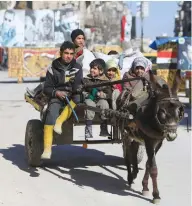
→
(0, 82, 191, 206)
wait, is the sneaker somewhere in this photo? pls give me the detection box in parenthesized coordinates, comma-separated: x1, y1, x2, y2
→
(85, 125, 93, 139)
(99, 122, 111, 137)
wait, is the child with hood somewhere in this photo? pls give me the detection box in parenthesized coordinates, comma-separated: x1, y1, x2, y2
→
(105, 59, 122, 110)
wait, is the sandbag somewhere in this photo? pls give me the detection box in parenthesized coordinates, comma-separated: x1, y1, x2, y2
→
(77, 49, 152, 78)
(119, 51, 152, 78)
(92, 51, 119, 64)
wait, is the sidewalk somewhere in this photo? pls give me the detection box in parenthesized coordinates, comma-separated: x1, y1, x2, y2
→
(0, 71, 41, 83)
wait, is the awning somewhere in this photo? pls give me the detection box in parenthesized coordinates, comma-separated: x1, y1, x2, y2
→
(149, 37, 190, 50)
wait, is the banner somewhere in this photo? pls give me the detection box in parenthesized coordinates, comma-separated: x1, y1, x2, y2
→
(8, 48, 59, 78)
(177, 37, 192, 71)
(23, 48, 59, 77)
(157, 41, 178, 69)
(0, 10, 25, 47)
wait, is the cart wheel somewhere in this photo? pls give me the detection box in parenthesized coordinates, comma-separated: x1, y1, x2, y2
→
(25, 119, 43, 167)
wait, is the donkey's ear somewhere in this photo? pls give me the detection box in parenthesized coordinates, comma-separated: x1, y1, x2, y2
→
(171, 69, 182, 95)
(148, 70, 158, 88)
(149, 70, 156, 83)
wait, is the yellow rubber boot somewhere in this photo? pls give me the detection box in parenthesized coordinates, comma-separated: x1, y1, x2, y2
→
(41, 125, 54, 159)
(54, 100, 76, 134)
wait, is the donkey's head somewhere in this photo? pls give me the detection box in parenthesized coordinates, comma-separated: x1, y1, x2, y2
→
(145, 70, 184, 141)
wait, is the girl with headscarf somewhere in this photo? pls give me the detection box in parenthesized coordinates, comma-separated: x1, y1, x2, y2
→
(105, 59, 122, 110)
(121, 57, 150, 118)
(123, 56, 149, 94)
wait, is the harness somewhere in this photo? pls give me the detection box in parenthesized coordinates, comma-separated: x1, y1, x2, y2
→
(154, 96, 184, 135)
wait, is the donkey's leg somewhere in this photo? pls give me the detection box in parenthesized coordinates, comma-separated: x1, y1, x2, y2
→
(131, 141, 139, 180)
(142, 161, 150, 196)
(123, 139, 133, 186)
(142, 141, 162, 197)
(145, 139, 162, 204)
(151, 141, 163, 203)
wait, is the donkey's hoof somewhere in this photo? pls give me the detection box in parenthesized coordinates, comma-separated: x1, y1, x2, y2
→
(152, 198, 161, 204)
(142, 190, 149, 196)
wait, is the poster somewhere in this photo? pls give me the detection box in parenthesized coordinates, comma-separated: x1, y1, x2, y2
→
(177, 37, 192, 71)
(24, 10, 37, 46)
(26, 10, 55, 47)
(54, 8, 80, 46)
(0, 10, 25, 47)
(0, 9, 81, 47)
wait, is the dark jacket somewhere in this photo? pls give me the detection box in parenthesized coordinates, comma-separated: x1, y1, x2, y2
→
(82, 74, 112, 100)
(44, 57, 83, 98)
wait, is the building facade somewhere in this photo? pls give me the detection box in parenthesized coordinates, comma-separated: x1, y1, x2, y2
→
(174, 1, 191, 37)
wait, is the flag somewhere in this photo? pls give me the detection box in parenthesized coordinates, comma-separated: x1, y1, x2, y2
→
(121, 15, 126, 42)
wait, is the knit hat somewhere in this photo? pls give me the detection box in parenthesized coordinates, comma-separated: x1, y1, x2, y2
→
(71, 29, 85, 42)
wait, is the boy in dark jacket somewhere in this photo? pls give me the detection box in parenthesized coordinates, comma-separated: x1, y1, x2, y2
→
(42, 41, 83, 159)
(83, 58, 112, 139)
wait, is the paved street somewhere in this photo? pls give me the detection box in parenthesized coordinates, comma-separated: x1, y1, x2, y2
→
(0, 81, 191, 206)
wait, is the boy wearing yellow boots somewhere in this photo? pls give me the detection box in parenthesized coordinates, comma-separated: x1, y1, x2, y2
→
(42, 41, 83, 159)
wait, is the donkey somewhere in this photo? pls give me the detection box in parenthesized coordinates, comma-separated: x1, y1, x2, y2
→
(121, 70, 184, 204)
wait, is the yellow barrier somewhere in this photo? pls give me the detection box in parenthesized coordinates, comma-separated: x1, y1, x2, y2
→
(156, 69, 185, 91)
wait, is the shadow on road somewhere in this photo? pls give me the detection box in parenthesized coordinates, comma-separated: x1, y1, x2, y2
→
(0, 144, 149, 201)
(43, 166, 150, 202)
(41, 145, 149, 202)
(0, 144, 40, 177)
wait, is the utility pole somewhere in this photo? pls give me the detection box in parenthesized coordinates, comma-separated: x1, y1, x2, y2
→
(140, 1, 144, 52)
(79, 1, 86, 29)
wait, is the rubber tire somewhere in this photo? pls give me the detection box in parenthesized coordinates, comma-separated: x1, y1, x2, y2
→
(137, 145, 145, 164)
(25, 119, 43, 167)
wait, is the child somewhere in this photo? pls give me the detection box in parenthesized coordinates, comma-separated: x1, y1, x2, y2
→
(122, 57, 150, 120)
(105, 59, 122, 110)
(83, 58, 112, 139)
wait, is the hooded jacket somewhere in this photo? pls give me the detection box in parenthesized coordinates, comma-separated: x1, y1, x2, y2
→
(105, 59, 122, 92)
(43, 57, 83, 98)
